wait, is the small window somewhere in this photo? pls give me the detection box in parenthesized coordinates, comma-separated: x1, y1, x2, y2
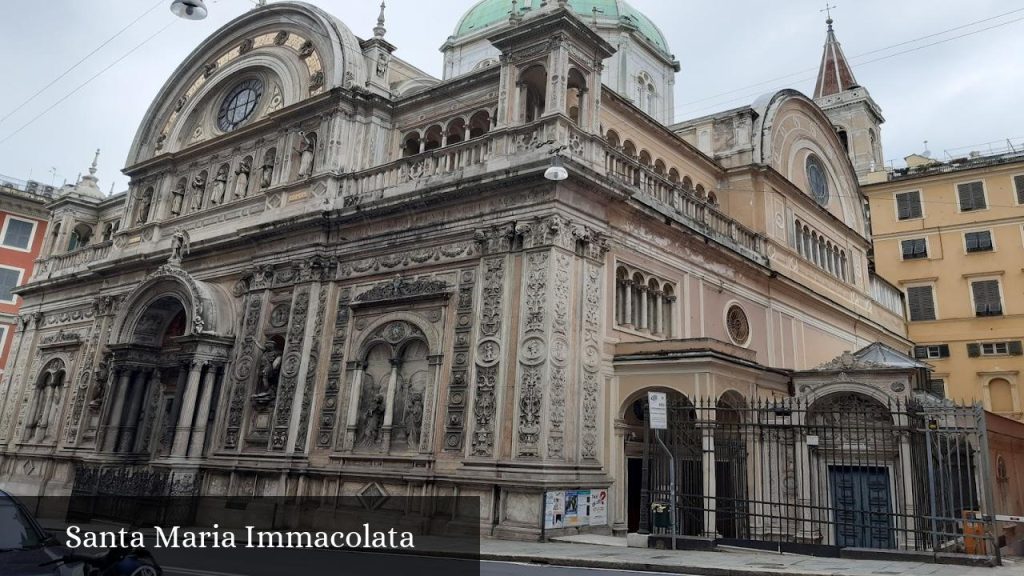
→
(0, 267, 21, 303)
(927, 379, 946, 398)
(965, 230, 993, 253)
(957, 181, 986, 212)
(1015, 175, 1024, 205)
(896, 191, 922, 220)
(1, 218, 35, 251)
(913, 344, 950, 359)
(971, 279, 1002, 317)
(901, 238, 927, 260)
(982, 342, 1009, 356)
(906, 285, 936, 321)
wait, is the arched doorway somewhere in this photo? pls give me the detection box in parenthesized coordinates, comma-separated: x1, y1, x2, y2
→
(714, 391, 748, 539)
(622, 389, 702, 535)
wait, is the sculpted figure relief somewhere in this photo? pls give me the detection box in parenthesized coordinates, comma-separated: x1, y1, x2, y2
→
(190, 171, 207, 212)
(252, 339, 283, 403)
(297, 132, 316, 178)
(210, 164, 229, 205)
(136, 188, 153, 225)
(170, 179, 186, 216)
(260, 149, 276, 189)
(234, 156, 252, 199)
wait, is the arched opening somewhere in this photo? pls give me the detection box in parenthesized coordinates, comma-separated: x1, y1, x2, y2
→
(707, 191, 718, 206)
(622, 389, 701, 535)
(836, 128, 849, 153)
(682, 176, 693, 194)
(647, 278, 660, 335)
(631, 272, 644, 328)
(23, 358, 67, 443)
(445, 118, 466, 146)
(615, 266, 629, 325)
(402, 131, 422, 157)
(668, 168, 680, 184)
(695, 184, 706, 201)
(623, 140, 637, 158)
(715, 391, 748, 539)
(67, 223, 93, 251)
(989, 378, 1014, 413)
(468, 111, 490, 139)
(423, 125, 443, 151)
(662, 284, 674, 337)
(519, 64, 547, 123)
(606, 130, 621, 148)
(638, 150, 652, 168)
(566, 68, 587, 125)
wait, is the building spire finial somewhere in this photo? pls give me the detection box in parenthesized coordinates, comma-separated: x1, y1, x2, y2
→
(89, 148, 100, 176)
(821, 3, 836, 29)
(373, 1, 387, 38)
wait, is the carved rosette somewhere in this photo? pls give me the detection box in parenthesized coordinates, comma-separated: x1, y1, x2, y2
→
(294, 285, 328, 452)
(443, 269, 476, 451)
(469, 257, 505, 457)
(318, 288, 351, 449)
(271, 287, 310, 449)
(224, 293, 264, 449)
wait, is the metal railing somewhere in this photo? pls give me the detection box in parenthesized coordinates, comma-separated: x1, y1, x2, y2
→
(638, 396, 998, 563)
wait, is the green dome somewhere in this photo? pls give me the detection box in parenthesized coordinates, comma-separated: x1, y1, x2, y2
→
(453, 0, 670, 55)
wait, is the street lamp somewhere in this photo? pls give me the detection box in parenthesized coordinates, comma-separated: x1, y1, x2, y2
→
(544, 154, 568, 181)
(170, 0, 208, 20)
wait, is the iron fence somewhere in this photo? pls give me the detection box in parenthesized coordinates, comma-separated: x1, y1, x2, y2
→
(638, 394, 999, 563)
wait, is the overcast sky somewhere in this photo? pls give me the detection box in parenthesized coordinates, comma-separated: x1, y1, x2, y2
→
(1, 0, 1022, 195)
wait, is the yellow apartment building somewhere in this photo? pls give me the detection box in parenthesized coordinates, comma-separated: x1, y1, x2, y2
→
(865, 147, 1024, 420)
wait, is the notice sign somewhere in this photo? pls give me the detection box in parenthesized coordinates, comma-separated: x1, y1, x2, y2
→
(648, 391, 667, 429)
(543, 489, 610, 528)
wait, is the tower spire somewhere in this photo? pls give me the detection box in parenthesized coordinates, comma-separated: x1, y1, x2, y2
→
(813, 13, 858, 99)
(373, 1, 386, 38)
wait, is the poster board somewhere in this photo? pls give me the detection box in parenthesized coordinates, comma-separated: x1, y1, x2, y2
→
(544, 489, 609, 529)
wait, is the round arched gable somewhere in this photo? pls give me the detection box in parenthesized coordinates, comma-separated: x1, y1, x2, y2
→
(753, 90, 864, 234)
(112, 266, 235, 344)
(127, 1, 366, 166)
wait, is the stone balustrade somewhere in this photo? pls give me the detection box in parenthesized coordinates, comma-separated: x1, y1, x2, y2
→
(33, 241, 112, 280)
(870, 273, 905, 318)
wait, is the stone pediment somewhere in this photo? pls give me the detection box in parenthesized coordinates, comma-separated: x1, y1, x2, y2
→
(354, 275, 449, 305)
(811, 342, 928, 372)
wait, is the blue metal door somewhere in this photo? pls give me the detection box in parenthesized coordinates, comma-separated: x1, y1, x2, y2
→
(830, 467, 893, 549)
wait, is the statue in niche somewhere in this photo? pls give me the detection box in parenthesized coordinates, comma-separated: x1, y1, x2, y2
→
(89, 360, 110, 409)
(260, 149, 276, 189)
(403, 391, 423, 447)
(297, 131, 316, 178)
(210, 164, 229, 205)
(169, 229, 189, 265)
(136, 188, 153, 225)
(170, 179, 186, 216)
(252, 339, 282, 404)
(233, 156, 252, 199)
(358, 391, 386, 448)
(190, 171, 207, 212)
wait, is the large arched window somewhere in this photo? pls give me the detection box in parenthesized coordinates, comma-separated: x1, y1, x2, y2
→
(566, 68, 587, 125)
(519, 64, 547, 123)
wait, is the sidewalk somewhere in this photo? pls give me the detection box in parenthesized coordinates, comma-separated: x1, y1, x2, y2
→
(478, 536, 1022, 576)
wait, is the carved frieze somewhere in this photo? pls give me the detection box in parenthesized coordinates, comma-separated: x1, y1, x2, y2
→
(337, 242, 476, 279)
(294, 285, 328, 452)
(579, 260, 603, 461)
(319, 288, 351, 449)
(355, 275, 449, 305)
(271, 287, 310, 450)
(224, 294, 264, 449)
(444, 268, 476, 452)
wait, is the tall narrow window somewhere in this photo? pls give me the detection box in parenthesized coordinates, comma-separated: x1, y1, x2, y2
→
(957, 181, 987, 211)
(0, 267, 20, 303)
(906, 285, 936, 321)
(1015, 175, 1024, 205)
(895, 191, 922, 220)
(971, 279, 1003, 317)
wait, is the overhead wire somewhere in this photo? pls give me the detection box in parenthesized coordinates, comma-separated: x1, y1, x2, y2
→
(0, 0, 165, 126)
(0, 20, 178, 147)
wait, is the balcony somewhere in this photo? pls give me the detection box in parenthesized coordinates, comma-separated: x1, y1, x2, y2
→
(870, 274, 905, 318)
(33, 241, 112, 280)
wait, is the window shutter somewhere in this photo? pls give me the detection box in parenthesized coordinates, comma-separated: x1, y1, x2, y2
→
(1015, 175, 1024, 204)
(907, 286, 936, 321)
(958, 182, 986, 211)
(896, 192, 921, 220)
(1009, 341, 1024, 356)
(913, 346, 927, 359)
(967, 343, 981, 357)
(939, 344, 950, 358)
(973, 280, 1002, 316)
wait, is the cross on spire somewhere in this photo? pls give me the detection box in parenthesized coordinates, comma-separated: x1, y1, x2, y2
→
(820, 3, 836, 28)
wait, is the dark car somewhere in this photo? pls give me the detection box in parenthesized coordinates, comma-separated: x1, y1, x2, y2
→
(0, 490, 160, 576)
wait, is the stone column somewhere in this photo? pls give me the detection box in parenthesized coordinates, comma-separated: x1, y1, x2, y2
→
(118, 370, 149, 453)
(343, 361, 365, 451)
(639, 287, 648, 331)
(172, 361, 205, 457)
(623, 280, 633, 327)
(611, 420, 629, 535)
(698, 414, 718, 538)
(654, 292, 664, 336)
(103, 369, 132, 452)
(189, 365, 219, 457)
(381, 358, 401, 453)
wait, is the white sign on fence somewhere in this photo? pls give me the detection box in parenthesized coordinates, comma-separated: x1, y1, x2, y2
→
(648, 391, 667, 430)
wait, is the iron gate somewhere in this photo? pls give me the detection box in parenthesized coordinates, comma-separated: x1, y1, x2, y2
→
(69, 464, 197, 526)
(638, 394, 999, 563)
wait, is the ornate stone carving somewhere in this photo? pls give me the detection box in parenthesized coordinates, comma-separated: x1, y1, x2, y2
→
(224, 294, 264, 449)
(271, 287, 310, 449)
(355, 275, 448, 304)
(338, 242, 476, 279)
(726, 304, 750, 345)
(440, 267, 476, 452)
(319, 288, 351, 449)
(294, 285, 328, 452)
(579, 261, 603, 461)
(518, 366, 542, 457)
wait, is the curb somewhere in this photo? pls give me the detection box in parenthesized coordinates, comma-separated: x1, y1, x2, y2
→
(479, 552, 834, 576)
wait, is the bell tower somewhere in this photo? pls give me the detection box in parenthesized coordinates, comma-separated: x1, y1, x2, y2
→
(813, 17, 885, 183)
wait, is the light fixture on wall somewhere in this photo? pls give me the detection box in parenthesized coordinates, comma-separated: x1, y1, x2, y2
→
(544, 144, 569, 181)
(170, 0, 208, 20)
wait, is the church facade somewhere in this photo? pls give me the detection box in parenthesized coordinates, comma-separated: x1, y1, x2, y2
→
(0, 1, 921, 542)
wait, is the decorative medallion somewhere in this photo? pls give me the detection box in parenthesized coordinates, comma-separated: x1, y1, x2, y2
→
(726, 304, 750, 346)
(520, 336, 546, 365)
(269, 304, 289, 328)
(476, 339, 500, 367)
